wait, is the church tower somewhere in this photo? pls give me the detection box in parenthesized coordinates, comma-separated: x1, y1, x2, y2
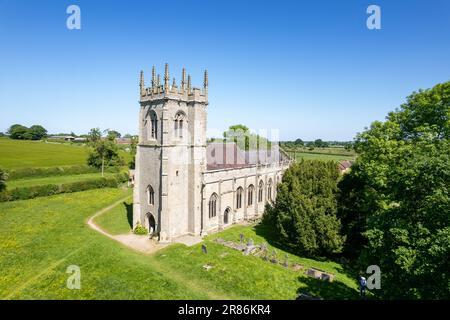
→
(133, 64, 208, 242)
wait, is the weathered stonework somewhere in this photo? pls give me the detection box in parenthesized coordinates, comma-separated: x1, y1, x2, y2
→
(133, 64, 290, 243)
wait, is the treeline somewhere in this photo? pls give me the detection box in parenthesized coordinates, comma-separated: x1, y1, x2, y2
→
(2, 124, 136, 142)
(265, 81, 450, 299)
(282, 139, 354, 150)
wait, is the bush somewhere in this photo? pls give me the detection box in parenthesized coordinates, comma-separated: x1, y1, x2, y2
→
(0, 168, 7, 192)
(0, 172, 129, 202)
(133, 222, 148, 235)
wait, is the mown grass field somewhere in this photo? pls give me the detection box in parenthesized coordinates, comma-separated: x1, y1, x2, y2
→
(289, 151, 355, 162)
(0, 137, 132, 170)
(0, 188, 359, 299)
(0, 137, 89, 169)
(6, 172, 116, 189)
(283, 146, 356, 162)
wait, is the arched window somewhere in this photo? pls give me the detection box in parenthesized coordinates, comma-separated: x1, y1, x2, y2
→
(174, 112, 185, 139)
(147, 185, 155, 205)
(267, 179, 273, 201)
(146, 110, 157, 140)
(236, 187, 243, 209)
(247, 185, 254, 206)
(258, 180, 264, 202)
(150, 112, 158, 139)
(209, 193, 218, 218)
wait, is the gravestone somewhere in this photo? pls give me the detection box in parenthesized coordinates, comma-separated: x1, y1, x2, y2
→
(201, 244, 207, 254)
(262, 244, 268, 261)
(261, 242, 267, 252)
(247, 238, 254, 246)
(203, 264, 213, 271)
(270, 249, 278, 263)
(283, 254, 289, 268)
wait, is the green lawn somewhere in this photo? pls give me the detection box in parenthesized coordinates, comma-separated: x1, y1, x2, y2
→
(0, 138, 89, 169)
(93, 195, 133, 235)
(0, 188, 207, 299)
(0, 188, 359, 299)
(6, 172, 115, 189)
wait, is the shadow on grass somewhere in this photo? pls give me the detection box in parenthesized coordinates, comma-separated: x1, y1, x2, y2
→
(296, 276, 359, 300)
(124, 202, 133, 229)
(253, 222, 361, 280)
(253, 223, 328, 262)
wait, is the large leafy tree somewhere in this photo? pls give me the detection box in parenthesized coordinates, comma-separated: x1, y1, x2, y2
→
(87, 128, 124, 175)
(338, 81, 450, 298)
(29, 125, 47, 140)
(128, 135, 138, 169)
(7, 124, 29, 140)
(265, 160, 345, 257)
(7, 124, 47, 140)
(222, 124, 272, 150)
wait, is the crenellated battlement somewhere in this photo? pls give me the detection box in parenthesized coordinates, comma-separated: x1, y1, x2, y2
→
(139, 63, 208, 103)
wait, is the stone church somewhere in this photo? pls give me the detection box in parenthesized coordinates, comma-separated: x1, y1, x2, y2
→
(133, 64, 290, 243)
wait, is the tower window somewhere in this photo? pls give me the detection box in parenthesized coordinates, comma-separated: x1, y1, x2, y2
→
(174, 112, 186, 139)
(147, 185, 155, 205)
(147, 110, 158, 140)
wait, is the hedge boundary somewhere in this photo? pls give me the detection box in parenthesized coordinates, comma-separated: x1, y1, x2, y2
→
(7, 165, 121, 180)
(0, 172, 129, 202)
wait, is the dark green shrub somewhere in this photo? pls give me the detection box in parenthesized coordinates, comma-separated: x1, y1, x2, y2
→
(133, 222, 148, 235)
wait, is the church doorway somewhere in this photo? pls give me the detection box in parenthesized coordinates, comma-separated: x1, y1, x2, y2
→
(223, 208, 230, 225)
(147, 213, 156, 236)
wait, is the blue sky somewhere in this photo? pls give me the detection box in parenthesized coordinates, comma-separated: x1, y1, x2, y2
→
(0, 0, 449, 141)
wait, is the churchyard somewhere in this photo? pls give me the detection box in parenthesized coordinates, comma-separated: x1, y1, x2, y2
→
(0, 185, 359, 299)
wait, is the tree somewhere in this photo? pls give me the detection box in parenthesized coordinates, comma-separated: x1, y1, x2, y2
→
(29, 125, 47, 140)
(338, 81, 450, 299)
(294, 138, 304, 146)
(106, 130, 121, 141)
(314, 139, 327, 148)
(223, 124, 271, 150)
(128, 135, 138, 169)
(7, 124, 29, 140)
(87, 139, 124, 175)
(264, 160, 345, 257)
(87, 128, 102, 144)
(0, 168, 7, 192)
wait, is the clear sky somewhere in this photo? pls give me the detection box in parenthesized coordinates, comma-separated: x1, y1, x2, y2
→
(0, 0, 449, 141)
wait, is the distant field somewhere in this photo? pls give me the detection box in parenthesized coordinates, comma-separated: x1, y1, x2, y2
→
(7, 172, 114, 189)
(0, 138, 132, 170)
(288, 151, 355, 162)
(0, 138, 89, 169)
